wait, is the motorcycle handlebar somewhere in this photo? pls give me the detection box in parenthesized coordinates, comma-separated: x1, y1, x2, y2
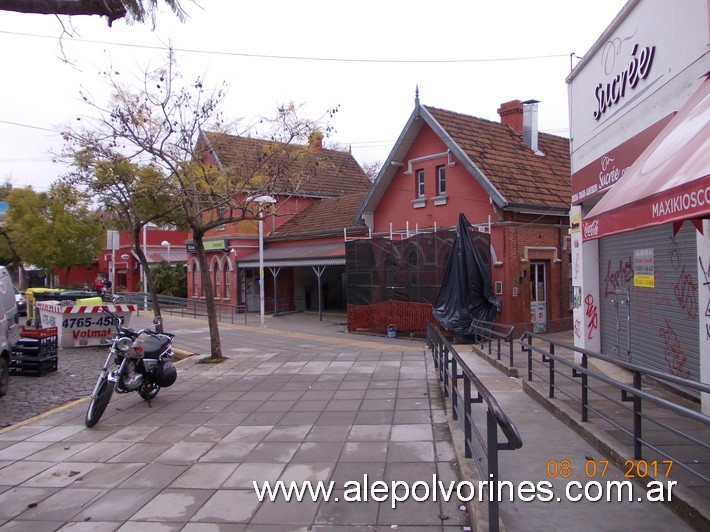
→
(101, 307, 172, 340)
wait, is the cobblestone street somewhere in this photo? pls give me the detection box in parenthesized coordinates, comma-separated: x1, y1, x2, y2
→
(0, 346, 105, 427)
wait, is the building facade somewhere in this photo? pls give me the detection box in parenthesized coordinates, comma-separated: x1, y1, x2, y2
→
(54, 226, 189, 292)
(186, 131, 371, 315)
(354, 94, 573, 335)
(569, 0, 709, 411)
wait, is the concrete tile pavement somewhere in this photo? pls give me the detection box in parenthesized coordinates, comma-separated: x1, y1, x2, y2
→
(0, 313, 469, 531)
(0, 311, 700, 530)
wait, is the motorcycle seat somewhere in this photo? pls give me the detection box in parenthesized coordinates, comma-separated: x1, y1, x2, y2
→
(141, 336, 171, 359)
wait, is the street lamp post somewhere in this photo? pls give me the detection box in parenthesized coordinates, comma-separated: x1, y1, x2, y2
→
(250, 195, 276, 327)
(161, 240, 171, 264)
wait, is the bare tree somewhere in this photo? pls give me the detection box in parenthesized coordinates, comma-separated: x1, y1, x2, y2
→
(61, 51, 336, 359)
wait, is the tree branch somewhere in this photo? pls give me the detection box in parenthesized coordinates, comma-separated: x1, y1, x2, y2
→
(0, 0, 127, 24)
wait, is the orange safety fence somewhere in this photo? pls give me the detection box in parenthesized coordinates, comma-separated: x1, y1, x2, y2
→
(347, 300, 446, 336)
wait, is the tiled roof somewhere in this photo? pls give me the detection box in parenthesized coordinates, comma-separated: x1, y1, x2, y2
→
(273, 193, 368, 237)
(425, 106, 571, 209)
(201, 131, 371, 198)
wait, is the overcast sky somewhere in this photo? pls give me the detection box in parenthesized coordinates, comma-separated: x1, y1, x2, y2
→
(0, 0, 628, 191)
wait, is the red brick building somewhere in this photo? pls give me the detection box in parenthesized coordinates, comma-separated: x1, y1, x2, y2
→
(187, 131, 372, 314)
(354, 94, 572, 334)
(53, 226, 189, 292)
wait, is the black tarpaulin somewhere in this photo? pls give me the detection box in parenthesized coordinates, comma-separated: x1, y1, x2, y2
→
(432, 213, 498, 337)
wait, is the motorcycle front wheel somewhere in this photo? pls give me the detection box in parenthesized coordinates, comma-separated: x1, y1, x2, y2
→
(139, 382, 160, 401)
(85, 375, 115, 428)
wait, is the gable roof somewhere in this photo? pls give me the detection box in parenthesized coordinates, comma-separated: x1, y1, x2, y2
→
(357, 101, 571, 220)
(271, 192, 368, 239)
(200, 131, 372, 198)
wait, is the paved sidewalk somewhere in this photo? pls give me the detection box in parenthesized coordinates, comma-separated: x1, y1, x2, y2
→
(0, 311, 699, 530)
(0, 313, 468, 531)
(454, 349, 691, 531)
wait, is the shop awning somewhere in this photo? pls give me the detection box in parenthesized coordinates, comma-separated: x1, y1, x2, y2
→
(582, 75, 710, 241)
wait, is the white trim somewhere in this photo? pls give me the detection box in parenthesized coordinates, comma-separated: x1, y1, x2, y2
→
(239, 258, 345, 268)
(403, 150, 455, 175)
(519, 246, 561, 263)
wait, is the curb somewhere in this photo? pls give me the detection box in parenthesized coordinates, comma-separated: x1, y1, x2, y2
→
(522, 379, 708, 531)
(471, 346, 520, 378)
(445, 404, 496, 531)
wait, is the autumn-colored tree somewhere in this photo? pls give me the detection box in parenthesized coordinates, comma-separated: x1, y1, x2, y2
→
(63, 154, 184, 321)
(61, 51, 335, 359)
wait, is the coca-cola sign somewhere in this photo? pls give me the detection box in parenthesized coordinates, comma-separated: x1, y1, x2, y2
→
(583, 219, 599, 239)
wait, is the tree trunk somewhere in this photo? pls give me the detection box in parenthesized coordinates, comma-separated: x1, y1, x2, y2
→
(193, 232, 223, 359)
(0, 0, 127, 22)
(132, 227, 163, 330)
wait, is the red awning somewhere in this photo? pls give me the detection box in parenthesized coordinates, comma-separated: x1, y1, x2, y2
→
(582, 75, 710, 241)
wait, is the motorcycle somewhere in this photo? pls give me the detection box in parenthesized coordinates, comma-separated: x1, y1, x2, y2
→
(85, 308, 177, 427)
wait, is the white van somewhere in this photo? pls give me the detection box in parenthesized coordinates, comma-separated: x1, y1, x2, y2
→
(0, 266, 20, 396)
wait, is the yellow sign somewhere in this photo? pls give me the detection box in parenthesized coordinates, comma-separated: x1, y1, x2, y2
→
(203, 240, 226, 251)
(634, 275, 655, 288)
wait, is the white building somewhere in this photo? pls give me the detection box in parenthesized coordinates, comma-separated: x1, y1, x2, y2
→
(568, 0, 709, 413)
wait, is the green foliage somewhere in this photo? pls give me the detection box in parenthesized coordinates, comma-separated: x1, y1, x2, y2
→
(151, 261, 186, 297)
(4, 184, 104, 273)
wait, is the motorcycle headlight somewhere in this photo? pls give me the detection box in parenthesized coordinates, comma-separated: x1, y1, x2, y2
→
(116, 337, 133, 352)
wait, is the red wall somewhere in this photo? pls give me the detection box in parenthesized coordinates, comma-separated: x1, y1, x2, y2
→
(372, 123, 571, 333)
(374, 126, 497, 233)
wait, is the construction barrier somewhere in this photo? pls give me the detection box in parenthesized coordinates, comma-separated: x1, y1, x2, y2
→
(36, 301, 136, 348)
(347, 300, 445, 337)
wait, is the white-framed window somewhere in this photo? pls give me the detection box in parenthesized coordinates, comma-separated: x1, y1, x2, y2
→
(224, 262, 231, 300)
(213, 262, 221, 299)
(436, 165, 446, 195)
(415, 169, 425, 198)
(191, 263, 199, 298)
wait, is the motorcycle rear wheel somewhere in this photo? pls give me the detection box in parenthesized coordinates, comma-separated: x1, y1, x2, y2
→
(139, 382, 160, 401)
(85, 376, 115, 428)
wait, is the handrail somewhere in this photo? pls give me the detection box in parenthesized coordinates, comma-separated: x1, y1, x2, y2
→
(427, 323, 522, 532)
(118, 292, 305, 324)
(470, 319, 515, 367)
(520, 331, 710, 486)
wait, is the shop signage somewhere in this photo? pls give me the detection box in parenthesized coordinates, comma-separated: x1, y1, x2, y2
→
(204, 240, 227, 251)
(593, 43, 656, 121)
(185, 240, 227, 252)
(571, 114, 673, 205)
(633, 248, 654, 288)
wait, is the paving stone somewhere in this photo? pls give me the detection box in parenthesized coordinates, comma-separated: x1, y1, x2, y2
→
(0, 486, 58, 520)
(190, 489, 260, 523)
(130, 488, 214, 522)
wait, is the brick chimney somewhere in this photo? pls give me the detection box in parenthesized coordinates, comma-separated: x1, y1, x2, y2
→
(497, 100, 523, 134)
(309, 130, 324, 150)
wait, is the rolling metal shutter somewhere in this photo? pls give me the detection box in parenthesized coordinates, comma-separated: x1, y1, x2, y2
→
(599, 223, 699, 394)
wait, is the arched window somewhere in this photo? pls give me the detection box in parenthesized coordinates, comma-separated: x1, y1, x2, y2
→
(213, 261, 221, 299)
(191, 262, 199, 298)
(224, 261, 231, 300)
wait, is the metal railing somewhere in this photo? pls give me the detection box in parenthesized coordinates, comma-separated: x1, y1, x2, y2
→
(427, 323, 522, 532)
(470, 320, 515, 367)
(520, 332, 710, 486)
(117, 292, 304, 325)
